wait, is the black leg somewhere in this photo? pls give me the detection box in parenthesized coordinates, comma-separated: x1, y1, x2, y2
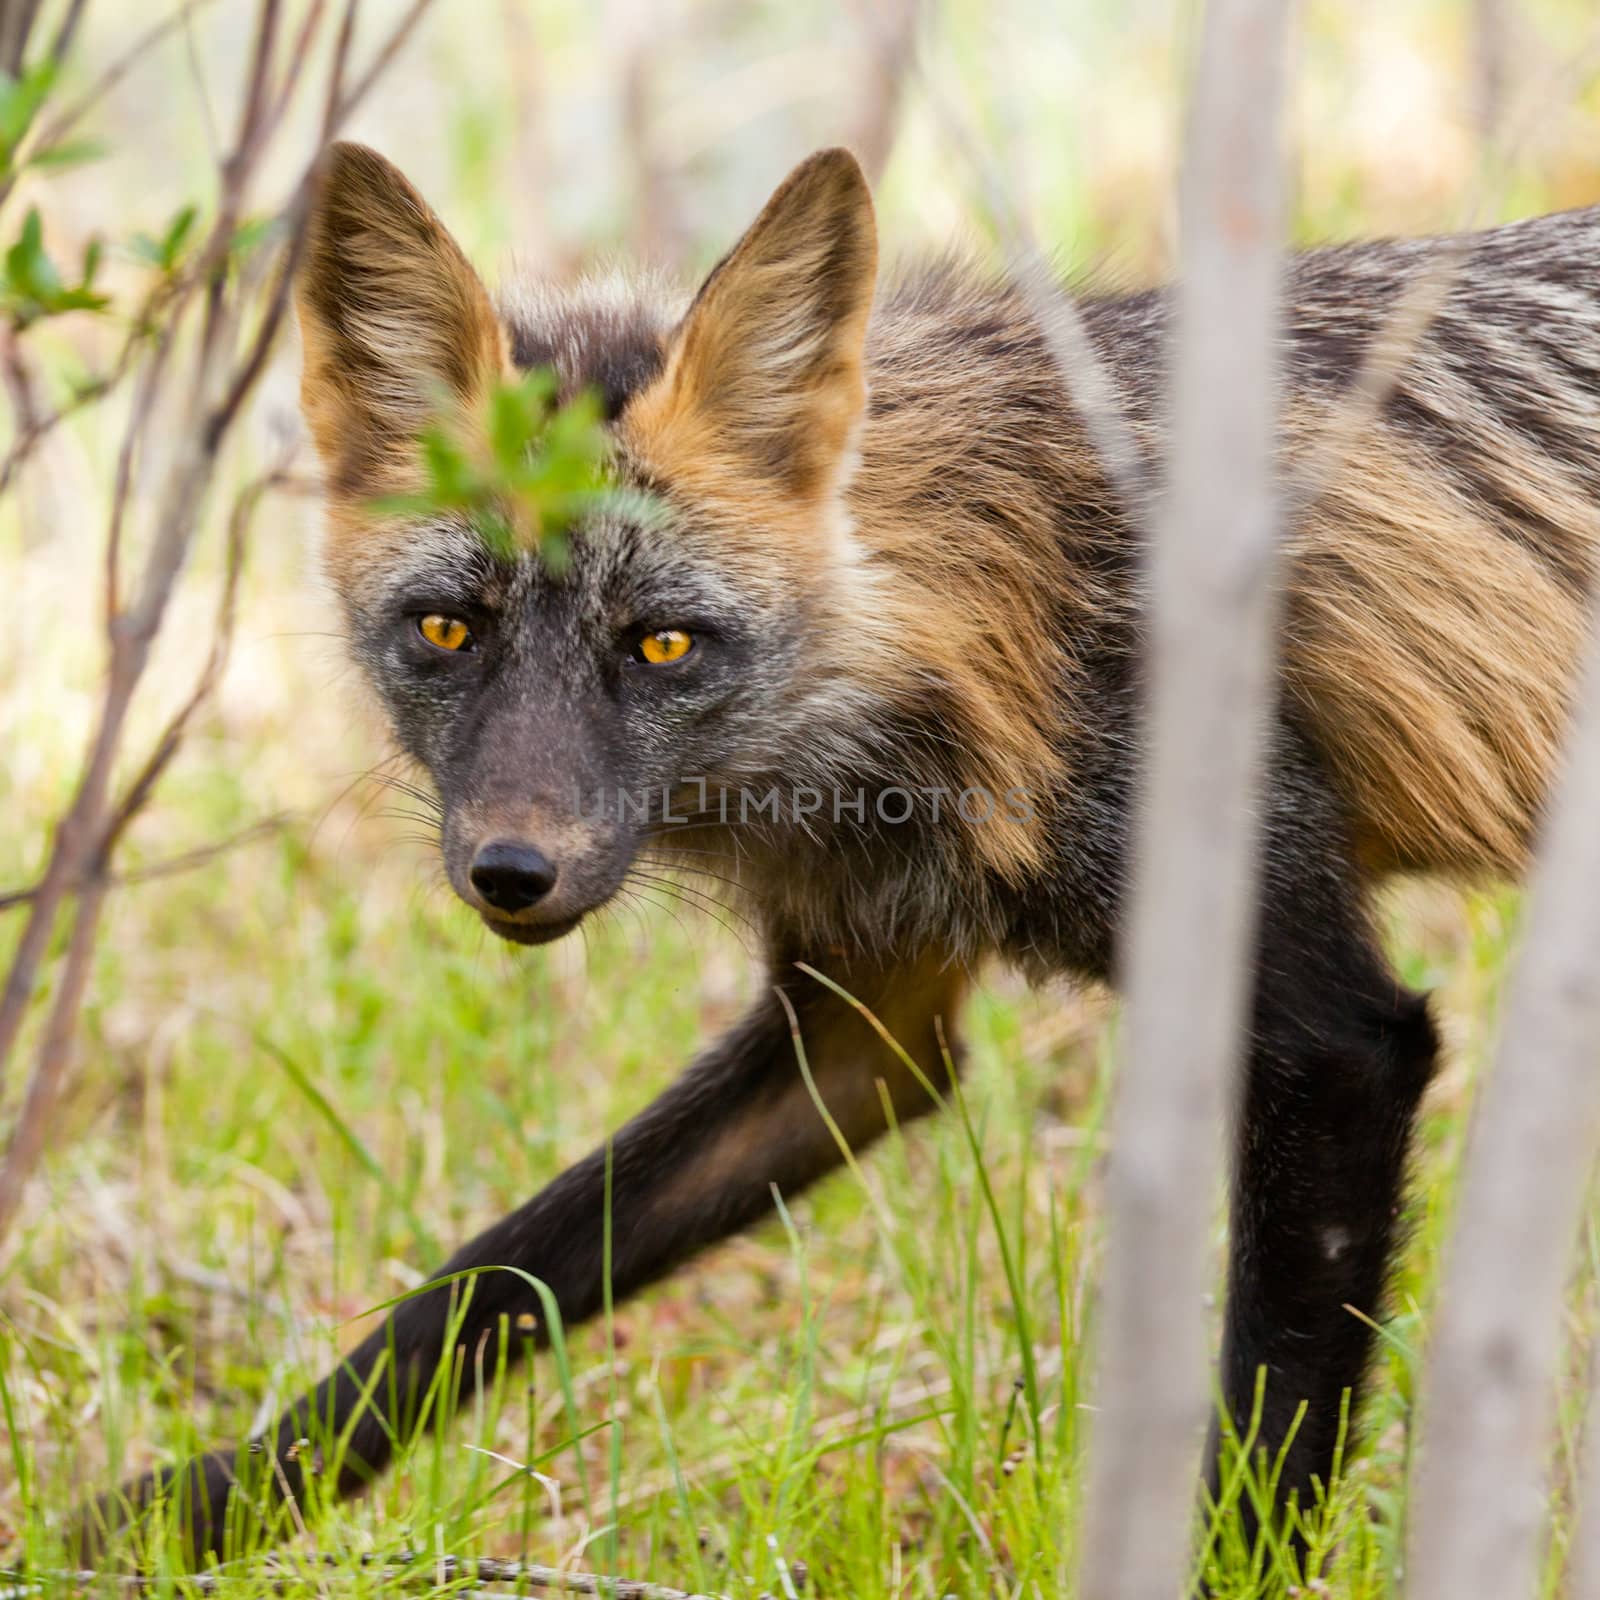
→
(1209, 762, 1437, 1549)
(80, 945, 967, 1565)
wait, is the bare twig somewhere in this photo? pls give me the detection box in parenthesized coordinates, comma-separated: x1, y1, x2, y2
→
(214, 0, 282, 247)
(0, 325, 42, 459)
(500, 0, 557, 274)
(0, 0, 44, 80)
(44, 0, 88, 71)
(260, 0, 329, 150)
(199, 0, 360, 447)
(0, 316, 241, 1232)
(102, 297, 183, 621)
(853, 5, 1152, 522)
(0, 275, 185, 498)
(847, 0, 920, 183)
(1075, 5, 1293, 1599)
(179, 0, 223, 164)
(3, 354, 116, 496)
(103, 463, 288, 851)
(5, 1558, 731, 1599)
(0, 876, 108, 1235)
(0, 817, 291, 914)
(1287, 239, 1472, 515)
(613, 0, 687, 266)
(1472, 0, 1511, 145)
(332, 0, 435, 125)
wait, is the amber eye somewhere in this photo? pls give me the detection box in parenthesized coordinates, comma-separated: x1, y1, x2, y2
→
(418, 614, 473, 652)
(637, 628, 693, 665)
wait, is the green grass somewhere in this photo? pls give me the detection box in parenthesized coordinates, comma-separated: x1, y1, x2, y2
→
(0, 763, 1547, 1596)
(8, 0, 1600, 1592)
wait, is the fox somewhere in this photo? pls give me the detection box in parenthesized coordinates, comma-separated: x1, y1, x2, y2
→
(82, 139, 1600, 1566)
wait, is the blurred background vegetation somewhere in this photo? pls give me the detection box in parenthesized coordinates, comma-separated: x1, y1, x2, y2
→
(4, 1, 1600, 1594)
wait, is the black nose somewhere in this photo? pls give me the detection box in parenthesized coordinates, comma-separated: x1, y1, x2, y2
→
(469, 840, 558, 913)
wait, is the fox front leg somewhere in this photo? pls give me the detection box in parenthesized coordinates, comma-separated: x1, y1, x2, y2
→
(78, 945, 967, 1566)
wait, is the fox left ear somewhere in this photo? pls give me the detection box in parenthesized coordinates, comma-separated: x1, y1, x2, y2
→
(631, 148, 878, 502)
(295, 142, 509, 500)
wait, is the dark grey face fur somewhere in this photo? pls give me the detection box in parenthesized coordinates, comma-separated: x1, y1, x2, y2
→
(350, 510, 790, 944)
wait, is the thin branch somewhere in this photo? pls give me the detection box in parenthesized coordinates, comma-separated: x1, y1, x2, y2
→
(500, 0, 557, 274)
(197, 0, 359, 444)
(1076, 5, 1293, 1599)
(10, 1555, 737, 1599)
(613, 0, 687, 266)
(0, 0, 44, 80)
(259, 0, 329, 148)
(102, 293, 183, 622)
(0, 873, 109, 1238)
(44, 0, 88, 66)
(0, 275, 182, 498)
(179, 0, 223, 164)
(1287, 239, 1472, 515)
(847, 0, 920, 183)
(0, 334, 238, 1110)
(0, 816, 291, 914)
(101, 462, 289, 851)
(1472, 0, 1511, 146)
(853, 3, 1152, 523)
(223, 0, 281, 191)
(0, 325, 42, 460)
(333, 0, 435, 125)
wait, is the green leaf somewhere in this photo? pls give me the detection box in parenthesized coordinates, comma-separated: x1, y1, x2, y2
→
(16, 207, 42, 262)
(0, 62, 57, 161)
(5, 208, 60, 300)
(227, 213, 275, 264)
(27, 135, 104, 172)
(361, 367, 652, 569)
(131, 203, 200, 271)
(3, 207, 110, 326)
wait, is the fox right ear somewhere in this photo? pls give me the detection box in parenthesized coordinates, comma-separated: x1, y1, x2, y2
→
(627, 148, 878, 504)
(296, 142, 508, 499)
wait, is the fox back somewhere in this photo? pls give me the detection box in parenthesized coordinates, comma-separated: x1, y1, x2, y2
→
(297, 143, 1600, 969)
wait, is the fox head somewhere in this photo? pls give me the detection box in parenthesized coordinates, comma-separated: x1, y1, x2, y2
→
(297, 142, 899, 945)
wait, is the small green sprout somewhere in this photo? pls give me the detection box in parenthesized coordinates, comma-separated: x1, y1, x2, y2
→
(371, 367, 649, 572)
(2, 207, 108, 328)
(129, 205, 200, 273)
(0, 63, 103, 184)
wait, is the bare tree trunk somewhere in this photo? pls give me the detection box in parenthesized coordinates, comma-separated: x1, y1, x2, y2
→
(1075, 2, 1292, 1595)
(1408, 547, 1600, 1600)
